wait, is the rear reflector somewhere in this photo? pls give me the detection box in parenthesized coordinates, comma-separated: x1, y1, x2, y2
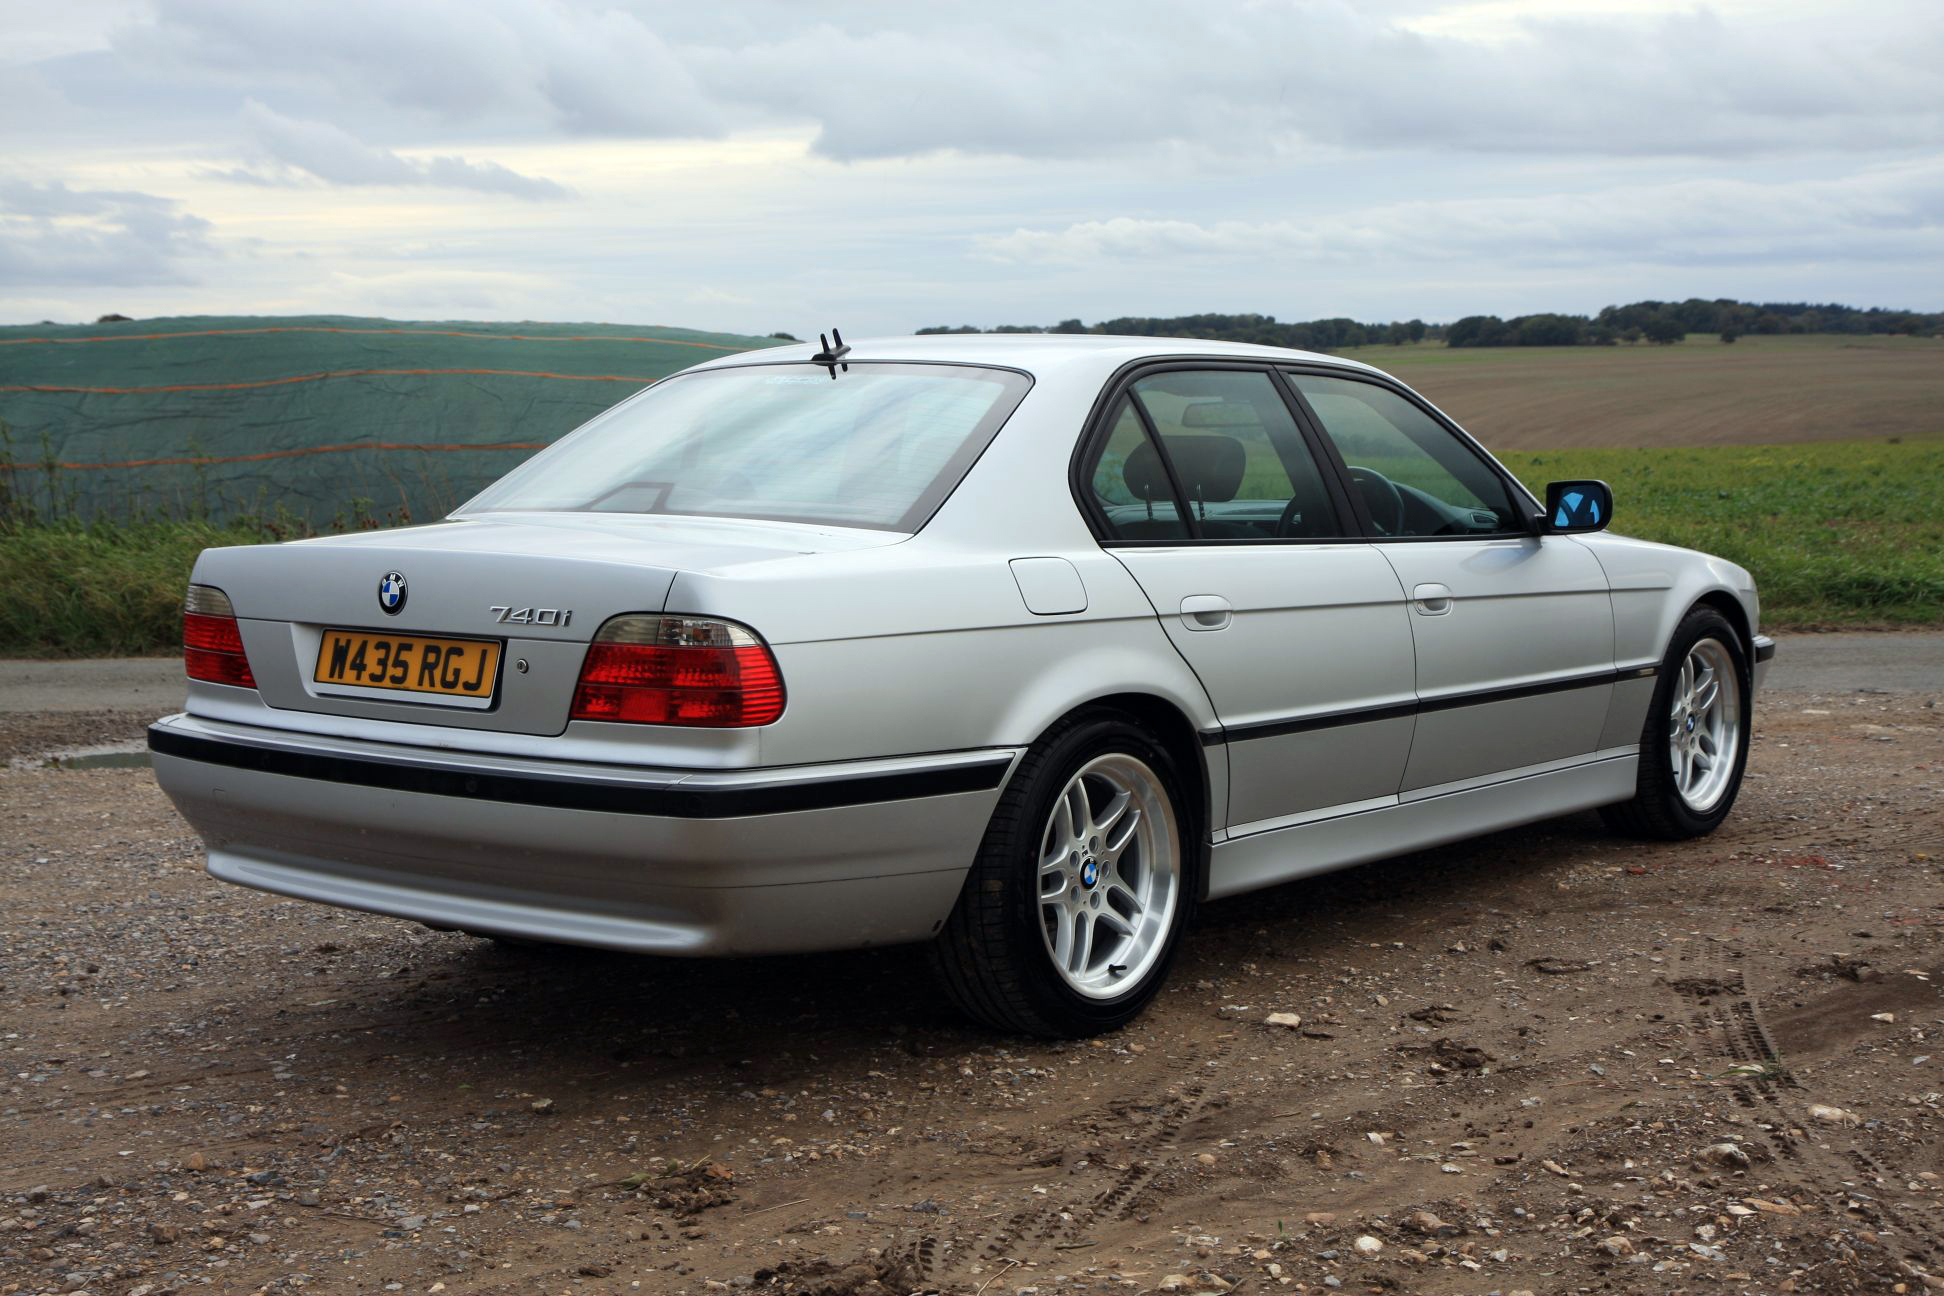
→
(183, 585, 257, 688)
(570, 615, 784, 728)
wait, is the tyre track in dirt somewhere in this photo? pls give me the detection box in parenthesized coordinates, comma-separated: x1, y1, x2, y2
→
(1671, 936, 1944, 1287)
(910, 1032, 1238, 1287)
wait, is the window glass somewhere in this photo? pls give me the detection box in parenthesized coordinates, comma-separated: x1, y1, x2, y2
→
(1287, 373, 1521, 537)
(459, 363, 1030, 532)
(1088, 398, 1189, 540)
(1129, 370, 1341, 540)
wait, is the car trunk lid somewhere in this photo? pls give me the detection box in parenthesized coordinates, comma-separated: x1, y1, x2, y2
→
(188, 513, 898, 737)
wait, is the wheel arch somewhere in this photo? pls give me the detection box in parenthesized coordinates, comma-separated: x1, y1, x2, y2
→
(1692, 589, 1755, 664)
(1017, 691, 1216, 897)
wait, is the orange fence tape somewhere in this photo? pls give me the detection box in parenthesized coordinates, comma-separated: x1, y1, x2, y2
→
(0, 367, 660, 395)
(1, 440, 550, 473)
(0, 326, 742, 349)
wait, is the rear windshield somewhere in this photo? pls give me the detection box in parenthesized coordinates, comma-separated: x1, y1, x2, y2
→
(458, 362, 1032, 531)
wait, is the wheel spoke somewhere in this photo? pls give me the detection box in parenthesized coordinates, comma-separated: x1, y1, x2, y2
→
(1040, 866, 1068, 901)
(1104, 878, 1142, 919)
(1051, 909, 1075, 968)
(1068, 781, 1096, 843)
(1102, 807, 1141, 863)
(1093, 788, 1132, 838)
(1051, 790, 1078, 852)
(1070, 912, 1094, 974)
(1096, 906, 1135, 941)
(1693, 673, 1719, 713)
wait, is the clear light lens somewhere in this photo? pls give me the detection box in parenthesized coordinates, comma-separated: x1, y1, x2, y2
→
(592, 614, 760, 650)
(183, 584, 237, 617)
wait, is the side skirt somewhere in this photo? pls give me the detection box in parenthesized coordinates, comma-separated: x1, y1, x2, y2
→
(1206, 751, 1638, 900)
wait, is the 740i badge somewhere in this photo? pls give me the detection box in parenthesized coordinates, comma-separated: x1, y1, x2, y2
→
(489, 606, 574, 626)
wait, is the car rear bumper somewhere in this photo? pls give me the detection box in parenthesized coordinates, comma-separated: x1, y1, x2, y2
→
(149, 713, 1019, 956)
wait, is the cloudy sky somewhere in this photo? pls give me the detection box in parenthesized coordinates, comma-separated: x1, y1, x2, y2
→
(4, 0, 1939, 334)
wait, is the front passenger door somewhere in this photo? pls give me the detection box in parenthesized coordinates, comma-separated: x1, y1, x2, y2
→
(1286, 372, 1615, 794)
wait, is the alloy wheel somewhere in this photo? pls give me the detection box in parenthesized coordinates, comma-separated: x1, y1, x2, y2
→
(1036, 753, 1180, 998)
(1668, 637, 1742, 813)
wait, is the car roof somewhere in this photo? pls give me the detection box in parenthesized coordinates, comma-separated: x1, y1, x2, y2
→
(686, 333, 1386, 380)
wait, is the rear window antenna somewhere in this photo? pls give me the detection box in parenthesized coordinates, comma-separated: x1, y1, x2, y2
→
(811, 327, 851, 378)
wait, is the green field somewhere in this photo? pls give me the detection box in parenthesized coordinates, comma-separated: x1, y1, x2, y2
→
(0, 314, 783, 528)
(1500, 441, 1943, 628)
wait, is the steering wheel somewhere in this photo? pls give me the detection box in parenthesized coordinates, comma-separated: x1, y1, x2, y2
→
(1273, 495, 1313, 538)
(1345, 465, 1406, 536)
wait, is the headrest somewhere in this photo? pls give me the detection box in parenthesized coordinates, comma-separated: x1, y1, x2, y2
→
(1123, 440, 1172, 503)
(1181, 400, 1262, 429)
(1123, 435, 1246, 505)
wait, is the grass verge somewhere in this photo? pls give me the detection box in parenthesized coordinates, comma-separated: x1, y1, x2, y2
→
(0, 440, 1937, 656)
(1500, 440, 1943, 628)
(0, 519, 284, 657)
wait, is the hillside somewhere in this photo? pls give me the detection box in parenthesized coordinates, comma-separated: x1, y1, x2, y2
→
(0, 316, 783, 526)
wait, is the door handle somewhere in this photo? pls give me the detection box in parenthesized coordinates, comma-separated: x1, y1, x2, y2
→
(1180, 594, 1233, 631)
(1412, 583, 1454, 616)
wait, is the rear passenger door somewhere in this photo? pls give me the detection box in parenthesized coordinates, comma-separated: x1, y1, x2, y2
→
(1080, 366, 1418, 834)
(1284, 371, 1616, 794)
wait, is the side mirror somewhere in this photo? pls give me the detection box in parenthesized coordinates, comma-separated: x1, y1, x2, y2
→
(1543, 479, 1612, 533)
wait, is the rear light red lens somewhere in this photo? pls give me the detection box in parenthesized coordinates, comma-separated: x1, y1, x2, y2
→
(182, 586, 256, 689)
(570, 615, 784, 727)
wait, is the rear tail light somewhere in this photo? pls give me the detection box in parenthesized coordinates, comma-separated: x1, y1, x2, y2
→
(570, 615, 784, 728)
(183, 584, 257, 688)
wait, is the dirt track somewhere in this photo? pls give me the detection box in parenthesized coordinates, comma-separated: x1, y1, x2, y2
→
(2, 669, 1939, 1295)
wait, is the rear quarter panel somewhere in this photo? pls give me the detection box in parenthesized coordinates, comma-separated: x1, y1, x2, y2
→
(669, 546, 1220, 768)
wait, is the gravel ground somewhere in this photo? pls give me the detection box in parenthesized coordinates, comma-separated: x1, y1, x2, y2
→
(1, 675, 1939, 1296)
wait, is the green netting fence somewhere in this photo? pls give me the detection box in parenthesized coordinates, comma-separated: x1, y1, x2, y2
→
(0, 315, 784, 527)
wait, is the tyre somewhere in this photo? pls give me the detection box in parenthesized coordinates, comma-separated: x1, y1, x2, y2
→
(1601, 606, 1751, 839)
(928, 710, 1197, 1036)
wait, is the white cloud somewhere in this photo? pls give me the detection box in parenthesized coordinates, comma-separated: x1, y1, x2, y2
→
(224, 101, 569, 200)
(74, 0, 1944, 162)
(1, 1, 1940, 328)
(116, 0, 724, 138)
(0, 180, 214, 286)
(976, 160, 1944, 272)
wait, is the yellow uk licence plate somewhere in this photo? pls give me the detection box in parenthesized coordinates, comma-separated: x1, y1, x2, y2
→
(313, 629, 501, 700)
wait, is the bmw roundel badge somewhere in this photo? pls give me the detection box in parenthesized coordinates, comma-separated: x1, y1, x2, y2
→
(378, 571, 408, 614)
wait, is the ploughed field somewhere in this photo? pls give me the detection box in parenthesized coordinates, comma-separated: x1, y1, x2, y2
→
(1363, 333, 1944, 451)
(1, 662, 1939, 1294)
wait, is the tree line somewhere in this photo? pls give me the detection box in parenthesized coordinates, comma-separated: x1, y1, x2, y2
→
(917, 298, 1943, 349)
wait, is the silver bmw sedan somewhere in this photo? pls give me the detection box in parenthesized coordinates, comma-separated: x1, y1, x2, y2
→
(150, 334, 1773, 1036)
